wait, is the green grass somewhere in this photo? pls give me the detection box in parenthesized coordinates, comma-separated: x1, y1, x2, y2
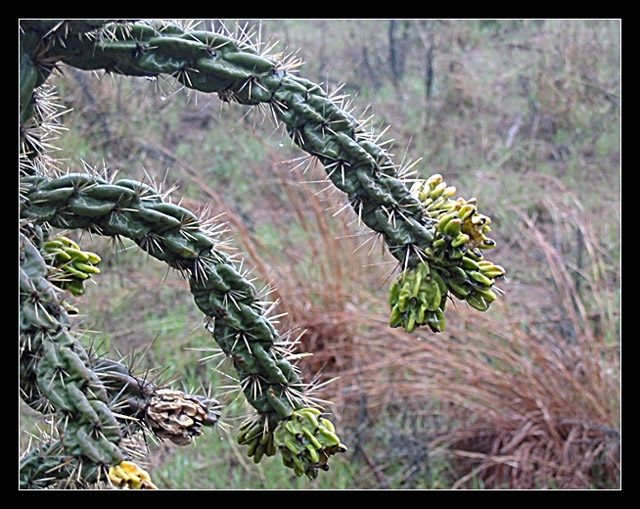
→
(150, 428, 359, 490)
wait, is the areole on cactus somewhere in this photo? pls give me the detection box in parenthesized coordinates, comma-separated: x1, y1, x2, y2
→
(19, 19, 504, 489)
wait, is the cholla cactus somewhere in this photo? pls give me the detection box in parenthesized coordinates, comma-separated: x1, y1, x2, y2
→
(19, 19, 504, 488)
(19, 227, 221, 488)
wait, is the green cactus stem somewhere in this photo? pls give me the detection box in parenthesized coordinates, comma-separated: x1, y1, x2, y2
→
(20, 440, 106, 489)
(20, 226, 220, 488)
(20, 229, 125, 483)
(19, 18, 507, 485)
(20, 170, 343, 477)
(20, 19, 430, 269)
(20, 19, 505, 337)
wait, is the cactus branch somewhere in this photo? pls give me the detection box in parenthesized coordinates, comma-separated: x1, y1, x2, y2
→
(22, 20, 505, 334)
(23, 19, 432, 268)
(20, 170, 344, 478)
(20, 225, 220, 488)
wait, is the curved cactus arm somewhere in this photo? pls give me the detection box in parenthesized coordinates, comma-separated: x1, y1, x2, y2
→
(23, 19, 431, 268)
(20, 171, 345, 479)
(21, 19, 506, 336)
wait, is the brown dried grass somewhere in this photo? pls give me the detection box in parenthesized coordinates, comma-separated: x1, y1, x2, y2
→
(95, 100, 618, 488)
(349, 307, 620, 489)
(182, 156, 620, 489)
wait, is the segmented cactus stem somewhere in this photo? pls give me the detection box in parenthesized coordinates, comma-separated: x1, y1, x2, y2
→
(23, 20, 506, 326)
(21, 19, 432, 269)
(20, 225, 220, 488)
(20, 229, 124, 485)
(20, 171, 344, 479)
(22, 20, 506, 332)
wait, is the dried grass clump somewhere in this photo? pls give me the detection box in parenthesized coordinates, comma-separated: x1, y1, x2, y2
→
(182, 149, 620, 488)
(331, 291, 619, 489)
(337, 176, 619, 489)
(392, 312, 619, 489)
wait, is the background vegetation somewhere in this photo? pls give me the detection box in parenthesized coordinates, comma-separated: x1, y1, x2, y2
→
(19, 19, 621, 489)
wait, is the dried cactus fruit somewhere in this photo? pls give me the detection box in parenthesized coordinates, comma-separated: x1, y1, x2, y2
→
(145, 388, 220, 446)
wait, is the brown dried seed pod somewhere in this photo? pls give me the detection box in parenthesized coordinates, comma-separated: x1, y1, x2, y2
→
(145, 388, 219, 445)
